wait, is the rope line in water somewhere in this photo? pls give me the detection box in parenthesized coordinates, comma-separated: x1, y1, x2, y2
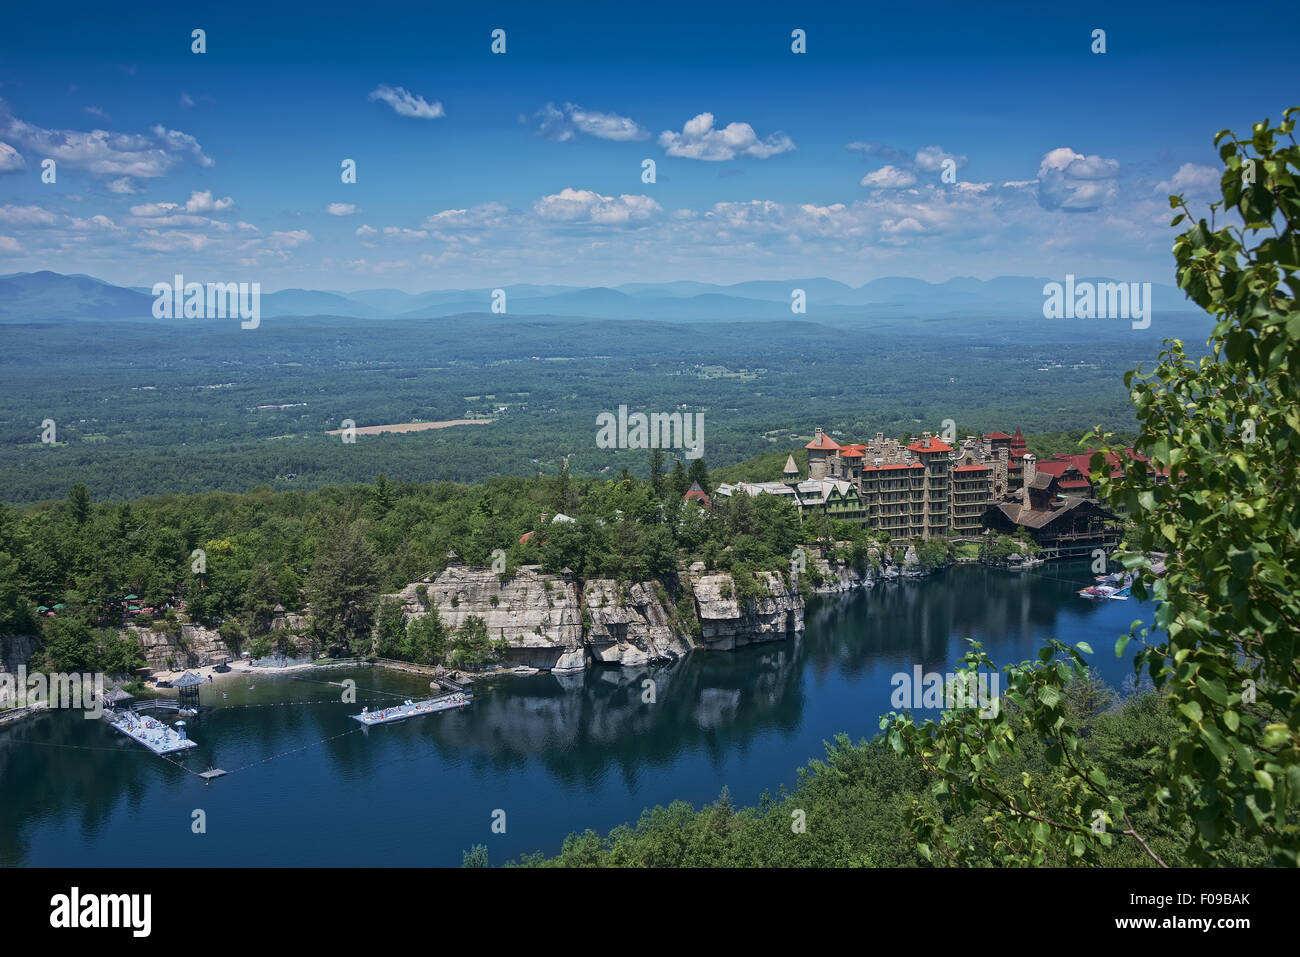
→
(288, 673, 420, 700)
(221, 724, 371, 776)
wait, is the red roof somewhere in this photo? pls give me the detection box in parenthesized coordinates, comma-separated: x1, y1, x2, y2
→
(805, 432, 841, 451)
(954, 464, 989, 472)
(907, 437, 953, 454)
(840, 448, 864, 458)
(982, 431, 1012, 441)
(1011, 427, 1027, 449)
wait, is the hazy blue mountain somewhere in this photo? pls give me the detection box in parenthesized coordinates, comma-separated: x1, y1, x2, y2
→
(0, 271, 1194, 324)
(0, 271, 152, 321)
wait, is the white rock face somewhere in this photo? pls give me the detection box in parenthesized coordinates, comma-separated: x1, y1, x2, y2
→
(690, 569, 803, 651)
(584, 580, 692, 666)
(393, 563, 586, 674)
(130, 624, 232, 671)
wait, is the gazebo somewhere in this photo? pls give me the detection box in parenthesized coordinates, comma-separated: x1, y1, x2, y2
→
(173, 671, 205, 710)
(103, 684, 134, 708)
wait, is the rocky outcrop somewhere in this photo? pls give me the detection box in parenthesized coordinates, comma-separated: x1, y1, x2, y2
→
(394, 563, 586, 674)
(584, 580, 692, 666)
(688, 565, 803, 651)
(130, 624, 232, 672)
(0, 633, 40, 676)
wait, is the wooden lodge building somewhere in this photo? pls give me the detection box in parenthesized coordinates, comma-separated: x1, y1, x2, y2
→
(985, 471, 1121, 559)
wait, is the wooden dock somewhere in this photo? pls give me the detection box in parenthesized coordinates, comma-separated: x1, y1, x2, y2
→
(351, 692, 471, 727)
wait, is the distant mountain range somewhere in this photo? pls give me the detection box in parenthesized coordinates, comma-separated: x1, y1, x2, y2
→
(0, 270, 1196, 323)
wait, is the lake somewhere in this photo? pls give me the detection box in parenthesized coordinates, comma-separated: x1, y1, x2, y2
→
(0, 559, 1153, 866)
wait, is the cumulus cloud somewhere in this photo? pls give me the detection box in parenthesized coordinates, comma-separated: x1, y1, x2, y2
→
(531, 102, 649, 142)
(659, 113, 795, 161)
(368, 85, 444, 119)
(860, 165, 917, 189)
(267, 229, 313, 249)
(0, 204, 59, 227)
(183, 189, 233, 213)
(0, 99, 212, 178)
(0, 141, 23, 172)
(0, 235, 24, 254)
(913, 145, 967, 173)
(130, 190, 234, 218)
(326, 202, 357, 216)
(533, 188, 661, 223)
(106, 176, 140, 194)
(1156, 162, 1219, 195)
(1037, 147, 1120, 212)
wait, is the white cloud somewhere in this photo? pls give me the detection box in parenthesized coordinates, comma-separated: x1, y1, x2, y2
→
(368, 85, 444, 119)
(0, 204, 59, 226)
(382, 226, 429, 240)
(0, 141, 23, 173)
(533, 188, 661, 223)
(129, 191, 233, 219)
(267, 229, 313, 249)
(1037, 147, 1120, 212)
(0, 99, 212, 178)
(106, 176, 140, 194)
(0, 235, 24, 254)
(326, 202, 357, 216)
(422, 202, 509, 230)
(1156, 162, 1219, 195)
(914, 145, 967, 173)
(659, 113, 795, 161)
(860, 165, 917, 189)
(184, 189, 234, 213)
(532, 102, 648, 142)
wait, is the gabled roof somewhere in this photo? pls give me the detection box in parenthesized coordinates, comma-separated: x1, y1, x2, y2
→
(685, 481, 712, 506)
(982, 431, 1012, 441)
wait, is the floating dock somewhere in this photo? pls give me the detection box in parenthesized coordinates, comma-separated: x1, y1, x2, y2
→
(351, 692, 471, 727)
(106, 710, 199, 755)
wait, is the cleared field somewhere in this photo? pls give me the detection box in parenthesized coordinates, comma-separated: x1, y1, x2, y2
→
(325, 418, 495, 436)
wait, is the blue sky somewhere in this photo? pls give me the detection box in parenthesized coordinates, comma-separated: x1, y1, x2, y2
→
(0, 0, 1295, 291)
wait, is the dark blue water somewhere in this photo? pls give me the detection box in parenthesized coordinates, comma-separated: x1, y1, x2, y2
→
(0, 560, 1152, 866)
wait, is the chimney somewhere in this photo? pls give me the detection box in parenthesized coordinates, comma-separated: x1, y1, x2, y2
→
(922, 430, 932, 450)
(1021, 454, 1036, 509)
(814, 426, 823, 443)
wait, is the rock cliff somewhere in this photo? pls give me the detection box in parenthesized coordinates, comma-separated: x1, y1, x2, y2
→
(0, 633, 39, 676)
(130, 623, 232, 672)
(583, 579, 691, 666)
(394, 563, 586, 674)
(688, 565, 803, 651)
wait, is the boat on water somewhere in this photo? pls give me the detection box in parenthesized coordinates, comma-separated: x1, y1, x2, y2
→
(1080, 571, 1133, 600)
